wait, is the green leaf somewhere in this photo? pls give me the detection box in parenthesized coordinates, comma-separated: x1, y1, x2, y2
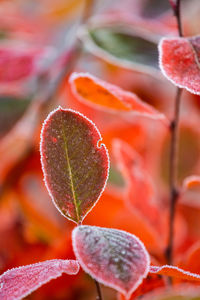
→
(79, 22, 160, 76)
(0, 96, 31, 138)
(40, 107, 109, 224)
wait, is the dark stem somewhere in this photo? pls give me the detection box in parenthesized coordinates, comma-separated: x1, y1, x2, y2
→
(175, 0, 183, 37)
(94, 279, 103, 300)
(166, 88, 182, 265)
(166, 0, 183, 266)
(170, 0, 183, 37)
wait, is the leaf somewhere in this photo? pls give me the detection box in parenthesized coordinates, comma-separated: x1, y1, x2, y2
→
(183, 242, 200, 274)
(0, 96, 31, 138)
(0, 259, 80, 300)
(119, 273, 165, 300)
(0, 47, 42, 83)
(142, 285, 200, 300)
(40, 107, 109, 224)
(113, 139, 164, 235)
(168, 0, 177, 10)
(69, 72, 167, 123)
(78, 18, 162, 76)
(72, 225, 150, 299)
(182, 175, 200, 191)
(150, 265, 200, 282)
(180, 175, 200, 208)
(159, 36, 200, 95)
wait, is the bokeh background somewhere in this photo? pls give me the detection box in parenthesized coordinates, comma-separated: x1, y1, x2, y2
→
(1, 0, 200, 299)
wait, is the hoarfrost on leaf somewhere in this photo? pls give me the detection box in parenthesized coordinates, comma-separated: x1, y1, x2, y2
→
(72, 225, 150, 299)
(0, 259, 80, 300)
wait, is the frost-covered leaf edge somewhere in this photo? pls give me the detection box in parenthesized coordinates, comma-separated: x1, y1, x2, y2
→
(159, 36, 200, 95)
(150, 265, 200, 281)
(0, 259, 80, 300)
(69, 72, 168, 123)
(72, 225, 150, 299)
(40, 106, 110, 224)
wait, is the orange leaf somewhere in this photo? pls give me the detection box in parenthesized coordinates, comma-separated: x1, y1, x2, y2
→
(183, 175, 200, 191)
(69, 72, 168, 123)
(150, 265, 200, 282)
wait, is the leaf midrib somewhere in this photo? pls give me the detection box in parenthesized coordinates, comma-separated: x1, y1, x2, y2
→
(61, 120, 80, 222)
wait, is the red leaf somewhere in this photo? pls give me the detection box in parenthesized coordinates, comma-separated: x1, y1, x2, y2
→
(168, 0, 177, 10)
(40, 107, 109, 224)
(119, 273, 166, 300)
(150, 265, 200, 282)
(72, 225, 150, 299)
(159, 36, 200, 95)
(0, 259, 79, 300)
(69, 72, 168, 123)
(0, 46, 44, 83)
(113, 139, 164, 235)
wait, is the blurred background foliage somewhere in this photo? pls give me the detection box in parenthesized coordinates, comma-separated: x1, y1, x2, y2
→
(0, 0, 200, 299)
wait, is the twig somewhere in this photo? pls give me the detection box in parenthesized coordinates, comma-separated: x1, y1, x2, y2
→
(94, 279, 103, 300)
(166, 0, 183, 266)
(166, 88, 182, 265)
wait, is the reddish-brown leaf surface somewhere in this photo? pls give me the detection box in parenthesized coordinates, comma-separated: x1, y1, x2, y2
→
(40, 107, 109, 224)
(0, 259, 80, 300)
(159, 36, 200, 95)
(69, 72, 167, 122)
(72, 225, 150, 299)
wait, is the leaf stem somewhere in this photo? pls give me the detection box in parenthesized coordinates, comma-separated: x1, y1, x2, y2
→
(174, 0, 183, 37)
(166, 0, 183, 266)
(169, 0, 183, 37)
(94, 279, 103, 300)
(166, 88, 182, 265)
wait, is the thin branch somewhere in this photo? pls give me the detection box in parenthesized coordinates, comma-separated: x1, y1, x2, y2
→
(169, 0, 183, 37)
(175, 0, 183, 37)
(166, 88, 182, 265)
(166, 0, 183, 266)
(94, 279, 103, 300)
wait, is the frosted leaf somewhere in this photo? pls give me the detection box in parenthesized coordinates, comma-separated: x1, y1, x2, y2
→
(72, 225, 150, 299)
(40, 107, 109, 224)
(159, 36, 200, 95)
(0, 259, 80, 300)
(70, 72, 168, 123)
(150, 265, 200, 281)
